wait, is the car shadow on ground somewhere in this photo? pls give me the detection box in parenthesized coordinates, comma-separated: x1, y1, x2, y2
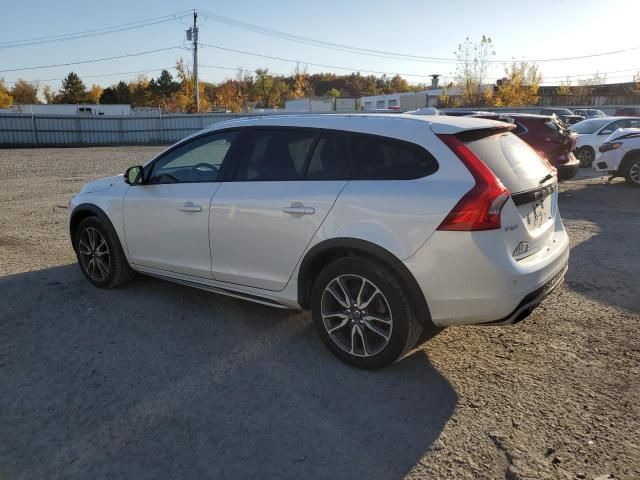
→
(0, 264, 457, 480)
(559, 178, 640, 313)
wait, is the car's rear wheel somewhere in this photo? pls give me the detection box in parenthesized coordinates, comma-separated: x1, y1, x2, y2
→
(624, 156, 640, 188)
(576, 146, 595, 167)
(311, 256, 421, 369)
(74, 217, 135, 288)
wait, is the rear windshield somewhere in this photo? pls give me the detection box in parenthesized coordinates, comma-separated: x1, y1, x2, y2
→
(464, 132, 553, 193)
(571, 119, 610, 134)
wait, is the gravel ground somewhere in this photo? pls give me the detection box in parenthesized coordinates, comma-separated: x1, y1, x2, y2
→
(0, 147, 638, 480)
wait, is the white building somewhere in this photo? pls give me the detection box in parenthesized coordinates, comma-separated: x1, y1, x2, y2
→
(360, 85, 495, 111)
(0, 104, 132, 116)
(285, 97, 357, 113)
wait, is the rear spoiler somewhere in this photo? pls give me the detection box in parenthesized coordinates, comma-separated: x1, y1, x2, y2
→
(453, 126, 515, 142)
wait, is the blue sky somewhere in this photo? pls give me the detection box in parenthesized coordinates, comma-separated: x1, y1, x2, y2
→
(1, 0, 639, 91)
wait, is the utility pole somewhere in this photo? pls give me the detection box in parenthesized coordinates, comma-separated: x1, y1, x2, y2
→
(187, 10, 199, 112)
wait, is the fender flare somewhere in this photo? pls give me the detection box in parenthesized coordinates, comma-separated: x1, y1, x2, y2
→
(297, 237, 433, 327)
(69, 203, 120, 252)
(619, 149, 640, 175)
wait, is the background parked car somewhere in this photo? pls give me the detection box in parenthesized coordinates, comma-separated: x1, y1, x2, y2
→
(614, 107, 640, 117)
(571, 116, 640, 166)
(573, 108, 606, 118)
(439, 109, 492, 117)
(593, 128, 640, 187)
(539, 108, 584, 125)
(469, 112, 579, 180)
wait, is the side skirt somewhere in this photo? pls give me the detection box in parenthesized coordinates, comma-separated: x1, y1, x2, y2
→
(135, 267, 295, 310)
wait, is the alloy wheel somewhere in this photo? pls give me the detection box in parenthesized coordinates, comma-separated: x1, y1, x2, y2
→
(78, 227, 110, 281)
(576, 147, 594, 167)
(321, 274, 393, 357)
(629, 160, 640, 185)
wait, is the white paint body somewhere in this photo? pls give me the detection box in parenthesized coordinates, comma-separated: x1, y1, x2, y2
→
(69, 114, 570, 326)
(574, 117, 640, 153)
(593, 128, 640, 173)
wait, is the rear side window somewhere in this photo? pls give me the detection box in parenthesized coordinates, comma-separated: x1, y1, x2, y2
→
(234, 129, 316, 181)
(306, 133, 350, 180)
(512, 121, 527, 135)
(349, 134, 438, 180)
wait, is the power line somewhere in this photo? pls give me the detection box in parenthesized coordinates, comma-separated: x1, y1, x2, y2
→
(199, 42, 436, 78)
(0, 46, 187, 74)
(3, 66, 180, 85)
(542, 68, 640, 80)
(0, 11, 192, 49)
(197, 10, 458, 65)
(199, 42, 640, 83)
(197, 9, 640, 64)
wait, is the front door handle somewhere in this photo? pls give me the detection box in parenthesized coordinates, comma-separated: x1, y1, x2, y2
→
(179, 202, 202, 213)
(282, 202, 315, 215)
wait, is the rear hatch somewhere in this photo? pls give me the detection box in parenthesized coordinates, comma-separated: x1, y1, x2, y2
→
(462, 130, 559, 260)
(543, 115, 577, 163)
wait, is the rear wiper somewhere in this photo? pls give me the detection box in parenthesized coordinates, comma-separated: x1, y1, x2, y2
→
(539, 173, 554, 184)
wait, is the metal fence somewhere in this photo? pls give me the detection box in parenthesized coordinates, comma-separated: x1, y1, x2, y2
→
(1, 105, 637, 146)
(0, 113, 263, 146)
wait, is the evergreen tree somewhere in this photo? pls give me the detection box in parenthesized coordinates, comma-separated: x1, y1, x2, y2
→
(59, 72, 87, 103)
(156, 69, 179, 97)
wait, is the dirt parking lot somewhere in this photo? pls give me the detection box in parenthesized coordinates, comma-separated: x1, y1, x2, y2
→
(0, 147, 639, 480)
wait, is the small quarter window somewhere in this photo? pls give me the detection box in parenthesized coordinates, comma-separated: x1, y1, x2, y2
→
(512, 121, 527, 135)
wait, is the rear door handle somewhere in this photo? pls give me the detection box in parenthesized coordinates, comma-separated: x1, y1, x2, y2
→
(179, 202, 202, 213)
(282, 203, 315, 215)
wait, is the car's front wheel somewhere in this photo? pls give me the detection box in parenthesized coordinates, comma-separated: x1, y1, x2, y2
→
(311, 257, 422, 369)
(74, 216, 135, 288)
(576, 146, 595, 167)
(624, 155, 640, 188)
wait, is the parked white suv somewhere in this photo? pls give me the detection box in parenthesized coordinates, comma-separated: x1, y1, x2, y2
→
(593, 128, 640, 186)
(572, 116, 640, 166)
(68, 114, 570, 368)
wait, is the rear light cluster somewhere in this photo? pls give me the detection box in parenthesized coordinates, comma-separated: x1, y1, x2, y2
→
(436, 134, 510, 231)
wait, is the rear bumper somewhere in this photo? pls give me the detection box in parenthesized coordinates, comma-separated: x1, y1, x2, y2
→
(402, 216, 570, 327)
(477, 261, 567, 325)
(556, 154, 580, 181)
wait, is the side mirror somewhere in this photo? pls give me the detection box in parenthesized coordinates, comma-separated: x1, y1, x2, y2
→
(599, 129, 613, 136)
(124, 165, 144, 185)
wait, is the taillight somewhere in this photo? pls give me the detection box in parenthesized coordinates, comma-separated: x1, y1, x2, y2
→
(436, 134, 510, 231)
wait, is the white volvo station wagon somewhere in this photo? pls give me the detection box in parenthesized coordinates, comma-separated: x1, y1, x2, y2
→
(69, 114, 569, 368)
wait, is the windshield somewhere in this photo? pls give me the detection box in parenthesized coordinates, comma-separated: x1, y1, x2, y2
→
(544, 109, 571, 115)
(571, 119, 610, 134)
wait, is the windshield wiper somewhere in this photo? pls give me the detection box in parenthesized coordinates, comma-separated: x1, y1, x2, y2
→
(539, 173, 554, 184)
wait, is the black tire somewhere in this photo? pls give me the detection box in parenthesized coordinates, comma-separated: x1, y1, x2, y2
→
(576, 146, 595, 167)
(623, 156, 640, 188)
(311, 256, 422, 369)
(74, 216, 135, 288)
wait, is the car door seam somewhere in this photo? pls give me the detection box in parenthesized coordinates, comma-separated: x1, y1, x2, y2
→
(281, 179, 352, 290)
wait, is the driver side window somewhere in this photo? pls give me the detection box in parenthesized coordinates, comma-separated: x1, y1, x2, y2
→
(148, 131, 239, 184)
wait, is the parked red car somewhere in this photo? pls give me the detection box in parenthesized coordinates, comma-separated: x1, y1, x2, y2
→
(469, 112, 580, 181)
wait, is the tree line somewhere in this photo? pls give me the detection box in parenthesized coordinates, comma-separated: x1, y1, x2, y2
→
(0, 60, 416, 112)
(2, 36, 635, 111)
